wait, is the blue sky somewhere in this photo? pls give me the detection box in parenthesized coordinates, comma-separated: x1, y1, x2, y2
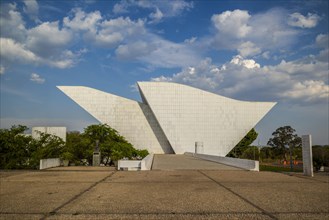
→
(1, 0, 328, 145)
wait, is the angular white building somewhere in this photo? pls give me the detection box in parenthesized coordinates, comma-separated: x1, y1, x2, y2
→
(58, 82, 276, 156)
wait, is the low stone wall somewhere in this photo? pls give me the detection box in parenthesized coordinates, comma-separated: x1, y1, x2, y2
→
(185, 152, 259, 171)
(118, 154, 154, 171)
(39, 158, 61, 170)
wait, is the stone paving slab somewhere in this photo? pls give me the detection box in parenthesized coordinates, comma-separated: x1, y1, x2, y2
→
(0, 181, 92, 213)
(202, 170, 315, 183)
(46, 213, 273, 220)
(219, 182, 329, 213)
(3, 213, 329, 220)
(0, 170, 40, 179)
(1, 171, 111, 183)
(291, 172, 329, 183)
(106, 170, 210, 183)
(273, 213, 329, 220)
(58, 181, 260, 214)
(0, 214, 44, 220)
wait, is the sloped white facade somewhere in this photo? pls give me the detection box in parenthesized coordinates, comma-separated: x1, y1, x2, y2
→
(57, 86, 172, 154)
(58, 82, 276, 156)
(138, 82, 276, 156)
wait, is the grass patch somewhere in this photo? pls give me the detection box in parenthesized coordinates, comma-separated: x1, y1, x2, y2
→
(260, 165, 303, 172)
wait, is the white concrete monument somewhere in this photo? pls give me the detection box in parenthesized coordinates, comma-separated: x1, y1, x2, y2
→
(58, 82, 276, 156)
(302, 135, 313, 177)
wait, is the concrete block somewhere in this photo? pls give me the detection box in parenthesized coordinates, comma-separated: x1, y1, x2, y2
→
(302, 135, 313, 177)
(92, 152, 101, 166)
(39, 158, 61, 170)
(118, 160, 141, 171)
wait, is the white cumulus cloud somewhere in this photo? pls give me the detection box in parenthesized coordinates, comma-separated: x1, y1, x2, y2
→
(0, 3, 26, 42)
(63, 8, 101, 32)
(94, 17, 145, 48)
(27, 21, 73, 57)
(30, 73, 45, 84)
(113, 0, 193, 23)
(211, 9, 251, 39)
(0, 37, 82, 69)
(152, 53, 328, 104)
(229, 55, 260, 69)
(23, 0, 40, 23)
(0, 3, 83, 69)
(209, 9, 299, 57)
(0, 37, 39, 63)
(237, 41, 261, 57)
(288, 12, 320, 28)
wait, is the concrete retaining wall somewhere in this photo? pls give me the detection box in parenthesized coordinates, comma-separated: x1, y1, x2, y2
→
(39, 158, 61, 170)
(185, 152, 259, 171)
(141, 154, 154, 170)
(118, 154, 154, 171)
(118, 160, 141, 171)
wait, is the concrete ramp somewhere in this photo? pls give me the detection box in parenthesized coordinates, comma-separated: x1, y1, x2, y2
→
(152, 154, 242, 170)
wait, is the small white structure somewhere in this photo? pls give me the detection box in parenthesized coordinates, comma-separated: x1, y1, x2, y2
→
(32, 127, 66, 142)
(302, 135, 313, 177)
(39, 158, 61, 170)
(118, 154, 154, 171)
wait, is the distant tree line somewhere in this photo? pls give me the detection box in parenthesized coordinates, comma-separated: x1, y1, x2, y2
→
(228, 126, 329, 170)
(0, 124, 148, 169)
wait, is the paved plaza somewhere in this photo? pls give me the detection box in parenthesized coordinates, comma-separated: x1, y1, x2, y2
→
(0, 164, 328, 220)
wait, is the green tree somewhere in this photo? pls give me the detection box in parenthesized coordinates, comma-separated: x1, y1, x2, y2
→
(28, 131, 65, 169)
(260, 146, 275, 160)
(241, 146, 260, 160)
(227, 128, 258, 158)
(267, 126, 301, 161)
(1, 124, 149, 169)
(0, 125, 65, 169)
(83, 124, 117, 143)
(312, 145, 329, 170)
(0, 125, 32, 169)
(83, 124, 119, 165)
(267, 126, 301, 171)
(64, 131, 92, 165)
(82, 124, 149, 166)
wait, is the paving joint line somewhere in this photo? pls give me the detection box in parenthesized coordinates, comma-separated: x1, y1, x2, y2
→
(286, 173, 329, 183)
(2, 211, 329, 215)
(198, 170, 278, 220)
(40, 171, 116, 220)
